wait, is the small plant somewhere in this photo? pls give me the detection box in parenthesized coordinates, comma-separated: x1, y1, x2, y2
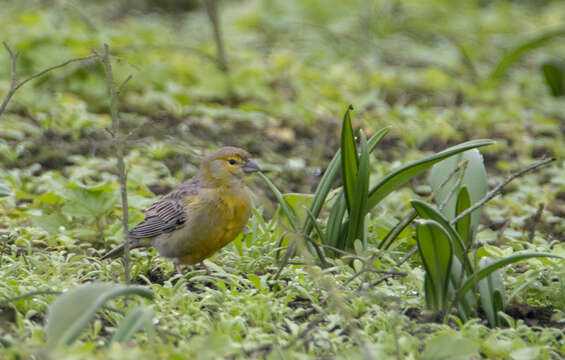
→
(45, 283, 154, 350)
(413, 153, 561, 326)
(260, 105, 494, 260)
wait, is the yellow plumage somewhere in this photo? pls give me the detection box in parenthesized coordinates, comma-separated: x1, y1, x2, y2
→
(101, 146, 260, 273)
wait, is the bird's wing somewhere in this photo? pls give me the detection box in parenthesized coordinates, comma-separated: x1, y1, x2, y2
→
(129, 178, 200, 239)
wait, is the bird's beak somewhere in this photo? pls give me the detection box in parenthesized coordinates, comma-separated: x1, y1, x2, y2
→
(243, 159, 261, 173)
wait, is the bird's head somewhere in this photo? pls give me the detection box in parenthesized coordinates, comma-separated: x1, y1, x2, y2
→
(200, 146, 260, 185)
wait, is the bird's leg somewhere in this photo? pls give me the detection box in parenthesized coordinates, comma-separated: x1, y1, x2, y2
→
(200, 261, 212, 275)
(175, 263, 183, 275)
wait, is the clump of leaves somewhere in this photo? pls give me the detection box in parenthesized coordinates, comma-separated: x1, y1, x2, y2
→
(261, 105, 493, 259)
(413, 152, 562, 326)
(45, 283, 154, 350)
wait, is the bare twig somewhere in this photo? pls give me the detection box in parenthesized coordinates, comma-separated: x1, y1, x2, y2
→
(438, 160, 468, 211)
(94, 44, 131, 285)
(379, 159, 467, 250)
(202, 0, 228, 73)
(0, 41, 95, 116)
(450, 157, 555, 226)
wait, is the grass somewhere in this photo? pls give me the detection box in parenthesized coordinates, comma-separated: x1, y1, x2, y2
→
(1, 0, 565, 358)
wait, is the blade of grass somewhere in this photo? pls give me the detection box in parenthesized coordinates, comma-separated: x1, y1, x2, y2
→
(303, 127, 389, 236)
(490, 27, 565, 81)
(345, 130, 370, 249)
(456, 253, 563, 302)
(257, 172, 299, 230)
(341, 104, 358, 212)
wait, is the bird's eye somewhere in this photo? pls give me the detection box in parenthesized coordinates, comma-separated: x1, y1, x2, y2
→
(228, 159, 236, 165)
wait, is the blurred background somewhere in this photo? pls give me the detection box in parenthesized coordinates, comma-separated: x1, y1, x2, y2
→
(1, 0, 565, 196)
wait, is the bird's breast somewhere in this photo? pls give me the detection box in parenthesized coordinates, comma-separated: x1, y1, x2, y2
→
(156, 184, 252, 264)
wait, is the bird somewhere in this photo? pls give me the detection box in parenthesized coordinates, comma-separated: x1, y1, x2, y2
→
(101, 146, 260, 274)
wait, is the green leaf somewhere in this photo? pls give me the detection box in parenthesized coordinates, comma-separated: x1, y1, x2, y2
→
(490, 27, 565, 81)
(346, 130, 370, 249)
(111, 306, 155, 344)
(325, 192, 347, 249)
(411, 200, 467, 268)
(478, 257, 506, 328)
(368, 139, 494, 211)
(257, 172, 299, 231)
(33, 213, 69, 235)
(45, 283, 153, 350)
(541, 60, 565, 97)
(61, 185, 114, 221)
(455, 186, 471, 246)
(421, 331, 480, 360)
(341, 104, 358, 212)
(429, 149, 487, 236)
(303, 127, 388, 236)
(416, 220, 453, 311)
(447, 257, 475, 321)
(457, 253, 563, 303)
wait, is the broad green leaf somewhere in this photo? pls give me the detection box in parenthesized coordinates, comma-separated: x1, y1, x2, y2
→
(478, 257, 506, 328)
(455, 186, 472, 246)
(303, 127, 388, 236)
(46, 283, 153, 350)
(490, 27, 565, 81)
(416, 220, 453, 311)
(61, 185, 114, 221)
(421, 331, 480, 360)
(541, 60, 565, 97)
(429, 149, 487, 236)
(257, 172, 299, 231)
(341, 105, 358, 212)
(411, 200, 467, 268)
(111, 306, 154, 344)
(457, 253, 563, 302)
(33, 213, 69, 235)
(368, 139, 494, 210)
(346, 131, 369, 249)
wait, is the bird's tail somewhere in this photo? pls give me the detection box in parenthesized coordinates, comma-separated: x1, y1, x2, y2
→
(100, 238, 148, 260)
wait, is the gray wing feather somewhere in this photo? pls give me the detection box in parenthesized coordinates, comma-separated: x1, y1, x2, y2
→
(128, 177, 200, 240)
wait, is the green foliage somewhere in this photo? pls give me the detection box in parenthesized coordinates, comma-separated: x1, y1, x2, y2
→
(45, 283, 154, 350)
(429, 149, 487, 238)
(111, 306, 155, 344)
(2, 0, 565, 358)
(489, 27, 565, 82)
(416, 220, 453, 312)
(541, 60, 565, 97)
(414, 156, 563, 326)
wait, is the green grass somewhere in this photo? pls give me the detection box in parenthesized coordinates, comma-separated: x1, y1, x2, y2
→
(1, 0, 565, 358)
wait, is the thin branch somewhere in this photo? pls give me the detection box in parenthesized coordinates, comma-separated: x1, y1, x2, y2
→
(0, 41, 95, 116)
(94, 44, 131, 285)
(202, 0, 229, 73)
(379, 159, 467, 250)
(438, 160, 468, 211)
(450, 157, 555, 226)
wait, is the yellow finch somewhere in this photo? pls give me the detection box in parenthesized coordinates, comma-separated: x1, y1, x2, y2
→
(101, 146, 260, 273)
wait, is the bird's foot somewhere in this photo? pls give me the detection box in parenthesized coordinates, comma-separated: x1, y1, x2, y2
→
(199, 261, 212, 275)
(175, 264, 184, 275)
